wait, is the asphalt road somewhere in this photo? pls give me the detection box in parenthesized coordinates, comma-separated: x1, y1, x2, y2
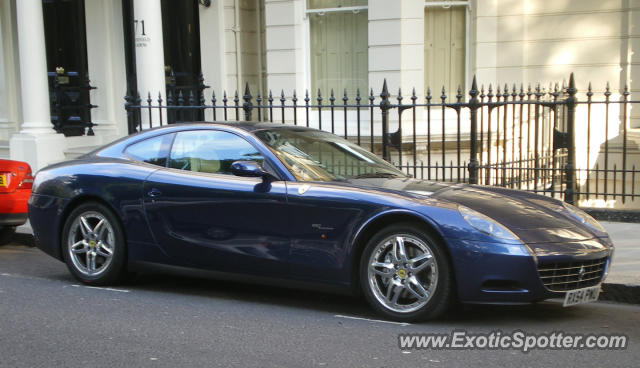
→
(1, 236, 639, 368)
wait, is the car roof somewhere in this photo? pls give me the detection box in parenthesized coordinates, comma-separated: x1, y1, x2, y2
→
(90, 122, 317, 159)
(88, 122, 310, 181)
(141, 121, 316, 134)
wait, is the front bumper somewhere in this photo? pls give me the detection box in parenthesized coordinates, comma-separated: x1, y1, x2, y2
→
(449, 237, 612, 304)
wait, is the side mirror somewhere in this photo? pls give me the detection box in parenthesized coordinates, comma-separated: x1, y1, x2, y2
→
(230, 161, 271, 179)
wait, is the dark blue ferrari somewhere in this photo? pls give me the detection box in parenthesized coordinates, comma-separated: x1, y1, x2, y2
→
(28, 122, 613, 321)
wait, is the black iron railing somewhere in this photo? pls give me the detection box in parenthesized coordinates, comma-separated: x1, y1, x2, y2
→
(164, 69, 209, 123)
(124, 73, 640, 206)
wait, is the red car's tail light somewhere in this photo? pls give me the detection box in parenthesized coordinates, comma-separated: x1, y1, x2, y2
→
(18, 171, 34, 189)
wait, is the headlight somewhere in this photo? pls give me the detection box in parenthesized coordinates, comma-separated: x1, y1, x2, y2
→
(562, 202, 607, 233)
(458, 206, 519, 241)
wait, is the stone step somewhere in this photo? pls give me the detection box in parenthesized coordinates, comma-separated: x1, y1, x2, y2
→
(64, 146, 95, 160)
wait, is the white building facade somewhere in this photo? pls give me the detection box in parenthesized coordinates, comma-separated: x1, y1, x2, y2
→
(1, 0, 639, 209)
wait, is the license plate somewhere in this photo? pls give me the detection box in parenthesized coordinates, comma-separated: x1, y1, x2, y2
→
(0, 174, 6, 187)
(563, 285, 601, 307)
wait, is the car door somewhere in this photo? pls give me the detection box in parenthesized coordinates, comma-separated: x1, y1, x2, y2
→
(142, 129, 289, 276)
(284, 181, 376, 285)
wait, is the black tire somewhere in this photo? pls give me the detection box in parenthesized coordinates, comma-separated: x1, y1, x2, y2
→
(359, 222, 453, 322)
(61, 202, 127, 285)
(0, 226, 16, 245)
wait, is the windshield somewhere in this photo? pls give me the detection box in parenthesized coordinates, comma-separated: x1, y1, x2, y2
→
(254, 128, 406, 182)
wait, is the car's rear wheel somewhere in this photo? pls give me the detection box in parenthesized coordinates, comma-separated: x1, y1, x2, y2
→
(359, 223, 453, 322)
(0, 226, 16, 245)
(61, 202, 126, 285)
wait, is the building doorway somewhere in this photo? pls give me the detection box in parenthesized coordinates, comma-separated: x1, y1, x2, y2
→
(42, 0, 92, 136)
(161, 0, 203, 122)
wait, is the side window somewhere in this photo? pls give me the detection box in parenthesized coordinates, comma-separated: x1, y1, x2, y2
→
(125, 134, 174, 167)
(168, 130, 264, 175)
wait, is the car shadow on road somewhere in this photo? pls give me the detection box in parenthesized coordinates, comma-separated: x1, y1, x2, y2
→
(6, 232, 35, 247)
(125, 270, 598, 326)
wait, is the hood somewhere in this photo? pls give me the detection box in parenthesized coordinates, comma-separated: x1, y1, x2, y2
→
(345, 177, 451, 196)
(347, 177, 595, 243)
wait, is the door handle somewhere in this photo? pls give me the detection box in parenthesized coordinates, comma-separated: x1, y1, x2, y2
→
(148, 188, 162, 198)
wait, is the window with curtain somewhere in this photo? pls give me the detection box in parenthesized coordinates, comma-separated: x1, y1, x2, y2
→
(424, 4, 466, 96)
(307, 0, 368, 99)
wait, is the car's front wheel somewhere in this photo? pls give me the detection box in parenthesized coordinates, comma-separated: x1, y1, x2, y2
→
(360, 223, 453, 322)
(61, 202, 126, 285)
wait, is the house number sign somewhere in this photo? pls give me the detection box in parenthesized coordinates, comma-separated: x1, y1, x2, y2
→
(135, 19, 150, 48)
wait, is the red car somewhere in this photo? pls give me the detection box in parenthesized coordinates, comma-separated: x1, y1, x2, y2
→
(0, 159, 33, 245)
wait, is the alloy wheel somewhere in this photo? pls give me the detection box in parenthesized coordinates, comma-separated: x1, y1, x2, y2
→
(367, 234, 438, 313)
(67, 211, 115, 277)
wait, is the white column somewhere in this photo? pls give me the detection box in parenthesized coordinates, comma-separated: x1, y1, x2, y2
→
(0, 6, 9, 141)
(15, 0, 55, 135)
(472, 0, 498, 85)
(9, 0, 66, 170)
(0, 0, 23, 144)
(84, 0, 127, 143)
(368, 0, 424, 96)
(368, 0, 425, 142)
(198, 0, 226, 121)
(133, 0, 166, 128)
(199, 0, 225, 93)
(264, 0, 306, 94)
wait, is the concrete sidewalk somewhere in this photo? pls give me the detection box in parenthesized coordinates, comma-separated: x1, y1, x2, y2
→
(600, 222, 640, 286)
(598, 222, 640, 304)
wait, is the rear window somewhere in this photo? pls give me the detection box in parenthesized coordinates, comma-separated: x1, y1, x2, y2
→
(125, 134, 174, 167)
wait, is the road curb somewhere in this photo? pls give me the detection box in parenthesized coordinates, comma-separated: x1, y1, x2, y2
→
(600, 283, 640, 305)
(586, 209, 640, 223)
